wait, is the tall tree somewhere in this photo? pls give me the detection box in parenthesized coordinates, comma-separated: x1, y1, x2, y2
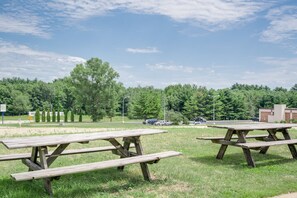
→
(70, 58, 120, 121)
(11, 91, 32, 115)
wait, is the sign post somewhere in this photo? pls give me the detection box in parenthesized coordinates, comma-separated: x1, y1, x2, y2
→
(0, 104, 6, 124)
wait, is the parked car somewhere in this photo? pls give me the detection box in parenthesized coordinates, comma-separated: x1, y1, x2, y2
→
(251, 117, 259, 122)
(154, 120, 173, 126)
(193, 117, 207, 124)
(143, 118, 158, 125)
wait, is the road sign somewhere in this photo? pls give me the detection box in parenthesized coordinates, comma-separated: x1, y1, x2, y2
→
(0, 104, 6, 112)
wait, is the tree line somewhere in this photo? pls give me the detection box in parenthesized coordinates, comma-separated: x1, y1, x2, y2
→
(1, 57, 297, 122)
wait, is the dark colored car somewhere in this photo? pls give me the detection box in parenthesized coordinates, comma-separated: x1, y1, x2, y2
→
(143, 119, 158, 125)
(251, 117, 259, 121)
(193, 117, 207, 124)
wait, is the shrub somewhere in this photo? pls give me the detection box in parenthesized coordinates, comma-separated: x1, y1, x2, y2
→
(79, 112, 82, 122)
(71, 111, 75, 122)
(64, 110, 68, 123)
(35, 109, 40, 123)
(42, 110, 46, 122)
(57, 109, 60, 122)
(47, 109, 51, 122)
(52, 109, 56, 122)
(166, 110, 184, 125)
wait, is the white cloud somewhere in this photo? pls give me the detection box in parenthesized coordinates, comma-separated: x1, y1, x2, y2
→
(0, 40, 86, 81)
(147, 63, 199, 73)
(126, 47, 160, 54)
(261, 6, 297, 42)
(49, 0, 272, 30)
(0, 14, 50, 38)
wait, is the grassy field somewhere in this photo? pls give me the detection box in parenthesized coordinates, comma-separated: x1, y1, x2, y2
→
(1, 123, 297, 197)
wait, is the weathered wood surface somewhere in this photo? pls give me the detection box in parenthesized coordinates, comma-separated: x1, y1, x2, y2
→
(11, 151, 182, 181)
(0, 145, 135, 161)
(208, 123, 297, 131)
(0, 129, 165, 149)
(237, 139, 297, 148)
(197, 134, 268, 140)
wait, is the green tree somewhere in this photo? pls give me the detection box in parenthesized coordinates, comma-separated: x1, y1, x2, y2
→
(11, 91, 32, 115)
(64, 110, 68, 122)
(57, 108, 60, 122)
(70, 58, 120, 122)
(79, 111, 82, 122)
(47, 109, 51, 122)
(129, 87, 161, 119)
(42, 110, 46, 122)
(71, 111, 75, 122)
(52, 109, 56, 122)
(35, 109, 40, 123)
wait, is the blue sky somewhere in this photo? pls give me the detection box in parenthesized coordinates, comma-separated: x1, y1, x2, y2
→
(0, 0, 297, 89)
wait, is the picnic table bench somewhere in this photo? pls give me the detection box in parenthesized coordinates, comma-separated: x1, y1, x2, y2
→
(0, 129, 181, 195)
(197, 123, 297, 167)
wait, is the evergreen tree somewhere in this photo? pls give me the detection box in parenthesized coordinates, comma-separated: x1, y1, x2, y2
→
(35, 109, 40, 123)
(42, 110, 46, 122)
(79, 111, 82, 122)
(57, 108, 60, 122)
(64, 110, 68, 122)
(71, 111, 75, 122)
(52, 109, 56, 122)
(47, 109, 51, 122)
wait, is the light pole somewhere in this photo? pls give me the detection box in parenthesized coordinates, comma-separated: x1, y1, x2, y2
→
(122, 97, 128, 123)
(212, 95, 219, 121)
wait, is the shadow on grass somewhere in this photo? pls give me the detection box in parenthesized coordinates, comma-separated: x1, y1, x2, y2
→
(0, 168, 167, 198)
(191, 152, 296, 169)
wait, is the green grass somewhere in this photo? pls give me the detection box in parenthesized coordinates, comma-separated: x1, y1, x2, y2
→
(1, 124, 297, 197)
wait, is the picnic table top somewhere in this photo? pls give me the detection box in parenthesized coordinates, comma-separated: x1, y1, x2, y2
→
(0, 129, 166, 149)
(207, 123, 297, 131)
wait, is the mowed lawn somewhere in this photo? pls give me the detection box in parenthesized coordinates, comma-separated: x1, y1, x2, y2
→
(1, 123, 297, 198)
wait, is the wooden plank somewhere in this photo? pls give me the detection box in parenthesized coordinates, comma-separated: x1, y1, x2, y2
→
(208, 124, 297, 131)
(0, 146, 135, 161)
(11, 151, 182, 181)
(1, 129, 166, 149)
(216, 129, 234, 160)
(197, 134, 268, 140)
(237, 139, 297, 149)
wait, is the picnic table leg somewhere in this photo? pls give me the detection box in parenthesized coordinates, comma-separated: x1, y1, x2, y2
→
(259, 129, 277, 154)
(134, 137, 151, 181)
(118, 138, 131, 171)
(216, 129, 234, 160)
(281, 129, 297, 159)
(28, 147, 38, 171)
(38, 146, 53, 196)
(236, 130, 256, 167)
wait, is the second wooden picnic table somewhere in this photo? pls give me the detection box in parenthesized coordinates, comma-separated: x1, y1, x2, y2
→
(197, 123, 297, 167)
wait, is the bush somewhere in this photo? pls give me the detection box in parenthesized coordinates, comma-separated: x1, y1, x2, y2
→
(52, 109, 56, 122)
(71, 111, 75, 122)
(166, 110, 184, 125)
(35, 109, 40, 123)
(42, 110, 46, 122)
(79, 112, 82, 122)
(57, 109, 60, 122)
(64, 110, 68, 122)
(47, 110, 50, 122)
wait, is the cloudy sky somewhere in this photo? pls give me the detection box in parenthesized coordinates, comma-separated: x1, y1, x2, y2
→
(0, 0, 297, 89)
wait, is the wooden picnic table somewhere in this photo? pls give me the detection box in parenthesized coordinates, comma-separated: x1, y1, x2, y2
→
(0, 129, 181, 195)
(197, 123, 297, 167)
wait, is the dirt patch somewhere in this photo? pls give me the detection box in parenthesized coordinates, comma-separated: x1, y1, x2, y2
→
(271, 192, 297, 198)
